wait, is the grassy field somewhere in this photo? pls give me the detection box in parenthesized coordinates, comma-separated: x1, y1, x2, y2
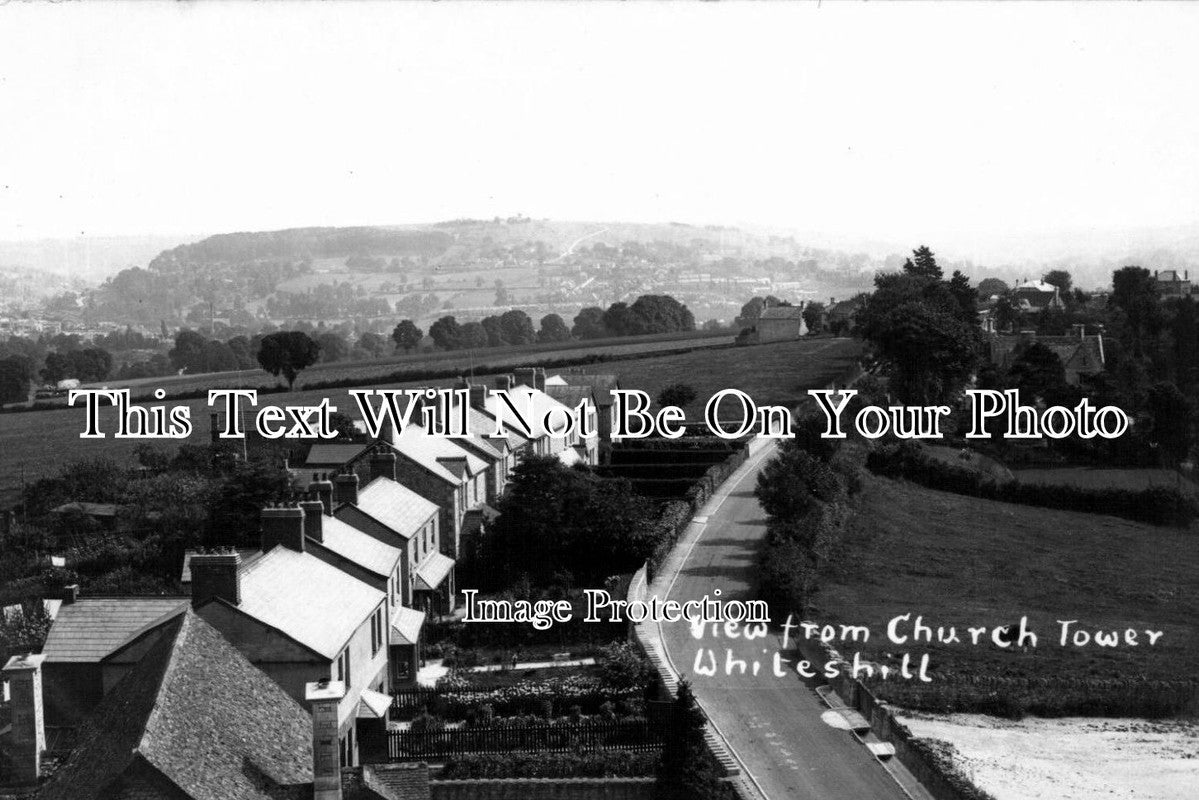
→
(1013, 467, 1197, 498)
(815, 473, 1199, 688)
(0, 337, 862, 506)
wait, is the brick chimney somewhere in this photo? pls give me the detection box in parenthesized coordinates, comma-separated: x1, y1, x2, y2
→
(299, 495, 326, 543)
(3, 654, 46, 784)
(262, 504, 306, 552)
(333, 472, 360, 506)
(310, 473, 335, 515)
(307, 679, 347, 800)
(494, 374, 513, 391)
(370, 448, 397, 483)
(535, 368, 546, 391)
(61, 584, 79, 605)
(514, 368, 537, 389)
(190, 550, 242, 608)
(469, 384, 487, 411)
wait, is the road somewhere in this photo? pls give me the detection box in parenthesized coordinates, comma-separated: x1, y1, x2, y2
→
(655, 443, 921, 800)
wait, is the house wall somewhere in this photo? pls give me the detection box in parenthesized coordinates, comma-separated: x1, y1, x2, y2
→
(393, 456, 462, 559)
(334, 600, 391, 727)
(42, 663, 100, 726)
(758, 318, 802, 343)
(196, 601, 328, 708)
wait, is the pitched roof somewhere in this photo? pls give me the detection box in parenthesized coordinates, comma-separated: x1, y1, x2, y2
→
(301, 442, 373, 467)
(391, 424, 486, 484)
(180, 548, 263, 584)
(390, 605, 426, 647)
(233, 546, 385, 659)
(38, 611, 313, 800)
(544, 385, 594, 410)
(319, 513, 403, 577)
(758, 306, 803, 320)
(555, 373, 619, 406)
(42, 597, 190, 663)
(465, 404, 527, 451)
(414, 552, 455, 592)
(354, 477, 440, 538)
(483, 385, 576, 442)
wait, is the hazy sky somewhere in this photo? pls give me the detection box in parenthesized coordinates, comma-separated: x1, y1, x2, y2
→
(2, 3, 1198, 248)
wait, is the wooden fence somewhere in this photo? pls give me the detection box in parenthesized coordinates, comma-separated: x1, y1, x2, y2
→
(386, 721, 663, 761)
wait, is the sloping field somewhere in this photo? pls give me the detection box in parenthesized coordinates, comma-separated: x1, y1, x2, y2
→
(1013, 467, 1197, 498)
(0, 338, 862, 506)
(815, 474, 1198, 688)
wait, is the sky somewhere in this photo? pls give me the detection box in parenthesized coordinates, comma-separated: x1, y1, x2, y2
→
(1, 2, 1199, 252)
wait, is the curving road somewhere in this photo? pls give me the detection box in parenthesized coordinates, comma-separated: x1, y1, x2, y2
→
(653, 442, 927, 800)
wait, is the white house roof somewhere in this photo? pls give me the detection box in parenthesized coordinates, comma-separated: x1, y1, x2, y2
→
(318, 513, 402, 577)
(391, 424, 486, 485)
(1014, 280, 1058, 293)
(390, 605, 426, 647)
(355, 477, 440, 538)
(483, 385, 577, 442)
(234, 547, 384, 659)
(414, 552, 455, 592)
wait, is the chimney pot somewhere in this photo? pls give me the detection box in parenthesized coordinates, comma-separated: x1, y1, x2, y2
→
(61, 584, 79, 605)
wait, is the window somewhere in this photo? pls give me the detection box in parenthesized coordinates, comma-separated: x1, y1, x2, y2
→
(370, 606, 384, 656)
(336, 647, 352, 689)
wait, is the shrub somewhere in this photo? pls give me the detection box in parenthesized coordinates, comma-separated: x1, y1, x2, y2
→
(598, 641, 653, 690)
(440, 750, 660, 779)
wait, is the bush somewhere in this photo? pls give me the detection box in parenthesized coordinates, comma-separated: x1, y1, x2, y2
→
(440, 750, 660, 779)
(866, 442, 1199, 527)
(598, 641, 653, 690)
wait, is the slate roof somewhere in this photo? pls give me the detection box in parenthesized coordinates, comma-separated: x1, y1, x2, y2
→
(758, 306, 804, 320)
(544, 385, 594, 410)
(390, 606, 426, 647)
(484, 385, 576, 442)
(319, 513, 403, 578)
(41, 597, 190, 664)
(464, 404, 527, 451)
(355, 477, 440, 539)
(556, 373, 619, 406)
(180, 548, 263, 584)
(302, 442, 373, 467)
(232, 546, 385, 659)
(391, 424, 486, 484)
(414, 552, 455, 592)
(38, 611, 314, 800)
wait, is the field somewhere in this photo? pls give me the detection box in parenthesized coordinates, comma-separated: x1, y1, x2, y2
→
(1013, 467, 1197, 498)
(0, 337, 862, 506)
(898, 713, 1199, 800)
(814, 474, 1199, 687)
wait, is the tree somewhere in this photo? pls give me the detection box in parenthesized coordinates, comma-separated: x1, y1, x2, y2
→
(356, 332, 387, 358)
(801, 301, 826, 334)
(428, 316, 462, 351)
(903, 245, 943, 281)
(458, 321, 489, 349)
(947, 270, 978, 322)
(328, 411, 358, 439)
(391, 320, 423, 353)
(1007, 342, 1068, 403)
(629, 295, 695, 334)
(572, 307, 608, 340)
(168, 329, 209, 374)
(977, 278, 1010, 298)
(226, 335, 257, 369)
(537, 313, 571, 343)
(603, 302, 640, 337)
(40, 352, 70, 384)
(256, 331, 320, 389)
(657, 383, 698, 408)
(1145, 382, 1196, 475)
(0, 356, 34, 404)
(316, 332, 348, 363)
(1109, 266, 1163, 359)
(860, 300, 980, 405)
(1043, 270, 1073, 296)
(499, 309, 536, 346)
(656, 681, 725, 800)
